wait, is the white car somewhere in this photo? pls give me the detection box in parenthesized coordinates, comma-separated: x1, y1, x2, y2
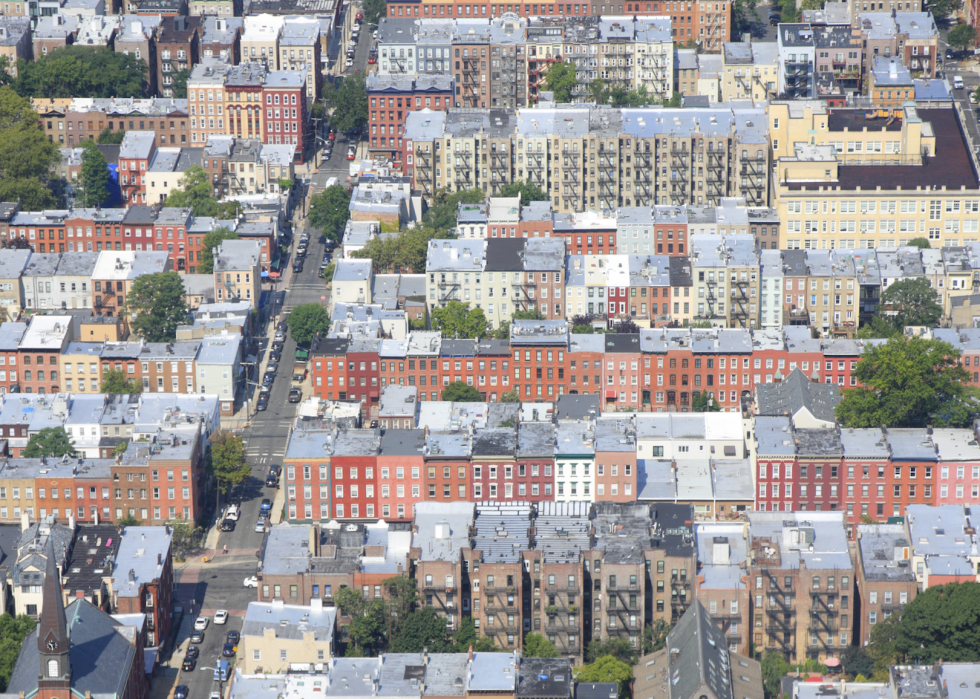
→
(345, 58, 353, 68)
(243, 576, 258, 588)
(225, 505, 240, 521)
(214, 610, 229, 625)
(971, 91, 978, 104)
(194, 617, 209, 630)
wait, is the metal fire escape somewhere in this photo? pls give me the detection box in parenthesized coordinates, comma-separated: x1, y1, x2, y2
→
(488, 142, 509, 195)
(783, 57, 809, 99)
(597, 142, 617, 210)
(707, 145, 727, 204)
(511, 272, 537, 312)
(415, 145, 433, 196)
(460, 51, 481, 107)
(437, 272, 461, 304)
(562, 145, 582, 209)
(633, 141, 654, 206)
(740, 150, 767, 206)
(730, 273, 750, 327)
(526, 146, 546, 187)
(453, 147, 473, 191)
(669, 141, 690, 206)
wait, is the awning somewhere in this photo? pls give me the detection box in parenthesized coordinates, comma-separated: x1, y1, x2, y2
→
(824, 659, 841, 668)
(268, 271, 281, 278)
(605, 389, 618, 399)
(260, 271, 270, 278)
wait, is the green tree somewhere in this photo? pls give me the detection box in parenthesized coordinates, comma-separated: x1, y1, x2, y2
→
(949, 22, 977, 49)
(362, 0, 387, 23)
(523, 633, 561, 658)
(642, 619, 671, 654)
(78, 140, 110, 207)
(867, 615, 901, 680)
(126, 271, 189, 342)
(209, 430, 250, 495)
(162, 165, 223, 216)
(761, 653, 790, 699)
(351, 226, 454, 273)
(100, 368, 142, 394)
(335, 587, 387, 656)
(431, 301, 488, 339)
(96, 127, 126, 145)
(423, 187, 484, 232)
(906, 237, 931, 249)
(613, 319, 639, 334)
(13, 47, 146, 99)
(500, 389, 521, 403)
(574, 656, 632, 699)
(325, 73, 368, 135)
(544, 61, 577, 102)
(167, 521, 204, 558)
(453, 616, 499, 652)
(198, 227, 238, 275)
(0, 87, 58, 206)
(572, 323, 594, 334)
(442, 381, 483, 402)
(287, 303, 330, 345)
(841, 646, 875, 680)
(498, 180, 549, 206)
(382, 575, 418, 630)
(391, 607, 454, 652)
(513, 308, 544, 321)
(880, 277, 943, 328)
(23, 427, 77, 458)
(585, 637, 638, 665)
(322, 262, 336, 284)
(171, 69, 189, 99)
(309, 184, 352, 241)
(893, 581, 980, 662)
(118, 513, 142, 527)
(691, 391, 721, 412)
(0, 614, 36, 692)
(0, 177, 55, 210)
(855, 316, 903, 340)
(835, 335, 977, 428)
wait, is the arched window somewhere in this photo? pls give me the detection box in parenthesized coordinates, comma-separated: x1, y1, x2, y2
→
(48, 660, 59, 678)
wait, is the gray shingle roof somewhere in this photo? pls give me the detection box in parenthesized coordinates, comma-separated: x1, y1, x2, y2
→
(754, 368, 841, 423)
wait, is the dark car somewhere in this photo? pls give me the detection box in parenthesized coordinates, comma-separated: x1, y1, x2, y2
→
(185, 646, 199, 660)
(220, 519, 235, 532)
(272, 340, 284, 351)
(370, 420, 378, 428)
(260, 499, 272, 514)
(769, 14, 779, 24)
(947, 47, 955, 59)
(227, 630, 241, 643)
(262, 373, 274, 387)
(190, 630, 204, 644)
(222, 643, 237, 657)
(269, 349, 281, 362)
(277, 321, 288, 332)
(288, 387, 302, 403)
(256, 397, 269, 411)
(182, 657, 196, 671)
(175, 687, 189, 699)
(293, 261, 304, 273)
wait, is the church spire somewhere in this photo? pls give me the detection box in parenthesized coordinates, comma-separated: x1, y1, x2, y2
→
(36, 536, 70, 691)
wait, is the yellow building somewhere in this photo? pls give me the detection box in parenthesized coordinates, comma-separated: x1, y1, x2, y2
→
(720, 41, 779, 104)
(60, 342, 105, 393)
(237, 600, 335, 674)
(771, 102, 980, 250)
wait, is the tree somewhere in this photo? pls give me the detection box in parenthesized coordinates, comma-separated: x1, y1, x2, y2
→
(423, 187, 484, 232)
(351, 226, 454, 273)
(382, 575, 418, 630)
(691, 391, 721, 412)
(880, 277, 943, 328)
(162, 165, 224, 217)
(442, 381, 483, 402)
(167, 521, 204, 559)
(209, 430, 250, 495)
(172, 69, 189, 98)
(0, 87, 58, 206)
(523, 633, 561, 658)
(867, 615, 901, 680)
(835, 335, 978, 428)
(362, 0, 387, 24)
(0, 237, 30, 250)
(513, 308, 544, 321)
(931, 0, 964, 19)
(761, 653, 790, 699)
(100, 369, 142, 394)
(585, 637, 638, 665)
(906, 237, 931, 249)
(287, 303, 330, 345)
(391, 608, 453, 652)
(498, 180, 549, 206)
(198, 227, 238, 275)
(613, 319, 639, 334)
(126, 271, 189, 342)
(97, 127, 126, 145)
(544, 61, 577, 103)
(574, 656, 632, 699)
(841, 646, 875, 680)
(949, 22, 977, 50)
(23, 427, 77, 458)
(0, 177, 55, 210)
(453, 616, 498, 652)
(308, 184, 352, 241)
(500, 389, 521, 403)
(0, 614, 36, 692)
(642, 619, 670, 654)
(855, 316, 903, 340)
(78, 140, 110, 207)
(325, 73, 368, 135)
(14, 47, 146, 99)
(431, 301, 489, 339)
(893, 581, 980, 662)
(572, 323, 594, 334)
(118, 513, 142, 527)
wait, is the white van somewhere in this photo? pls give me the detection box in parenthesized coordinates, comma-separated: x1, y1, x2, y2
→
(326, 177, 339, 188)
(954, 75, 964, 90)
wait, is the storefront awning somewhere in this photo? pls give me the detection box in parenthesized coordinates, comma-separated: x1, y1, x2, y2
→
(605, 389, 618, 399)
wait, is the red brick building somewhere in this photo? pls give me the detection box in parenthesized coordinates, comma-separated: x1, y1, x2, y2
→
(367, 74, 454, 166)
(110, 525, 175, 650)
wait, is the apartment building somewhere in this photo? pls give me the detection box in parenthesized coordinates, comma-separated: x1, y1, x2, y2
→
(906, 504, 980, 589)
(91, 250, 172, 319)
(777, 24, 815, 99)
(156, 16, 203, 98)
(854, 523, 916, 646)
(410, 501, 473, 632)
(695, 522, 750, 655)
(19, 315, 73, 394)
(746, 511, 855, 663)
(690, 234, 760, 328)
(721, 41, 778, 104)
(109, 525, 174, 648)
(367, 74, 454, 164)
(469, 502, 528, 645)
(213, 239, 261, 303)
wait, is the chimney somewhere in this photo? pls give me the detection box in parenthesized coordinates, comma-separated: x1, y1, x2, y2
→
(423, 647, 428, 665)
(128, 569, 135, 583)
(20, 510, 30, 532)
(468, 644, 473, 661)
(157, 552, 162, 565)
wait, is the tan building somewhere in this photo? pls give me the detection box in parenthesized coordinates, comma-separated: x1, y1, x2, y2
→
(213, 239, 262, 304)
(241, 13, 282, 69)
(238, 600, 336, 673)
(690, 234, 761, 328)
(60, 342, 107, 394)
(410, 502, 473, 634)
(695, 523, 751, 656)
(854, 523, 917, 646)
(468, 503, 527, 648)
(0, 17, 31, 78)
(187, 57, 233, 146)
(721, 41, 778, 104)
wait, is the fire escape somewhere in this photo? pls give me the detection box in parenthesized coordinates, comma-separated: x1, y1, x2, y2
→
(641, 50, 669, 99)
(415, 145, 433, 196)
(597, 142, 617, 210)
(488, 142, 509, 195)
(704, 274, 719, 321)
(460, 52, 481, 107)
(808, 583, 840, 658)
(730, 273, 750, 328)
(540, 578, 581, 656)
(437, 272, 460, 304)
(562, 145, 582, 210)
(669, 141, 690, 206)
(526, 146, 546, 187)
(453, 148, 473, 191)
(481, 579, 519, 647)
(512, 270, 537, 311)
(633, 142, 654, 206)
(602, 575, 643, 640)
(765, 573, 796, 657)
(528, 53, 560, 99)
(669, 568, 690, 623)
(740, 150, 767, 206)
(498, 52, 518, 107)
(783, 56, 809, 99)
(707, 146, 727, 204)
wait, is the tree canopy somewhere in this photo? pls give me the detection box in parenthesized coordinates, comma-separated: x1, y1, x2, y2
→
(288, 303, 330, 345)
(209, 430, 250, 495)
(79, 140, 110, 207)
(13, 47, 146, 99)
(906, 237, 931, 249)
(500, 389, 521, 403)
(451, 616, 498, 652)
(325, 73, 368, 135)
(835, 335, 978, 428)
(97, 127, 126, 145)
(498, 180, 549, 206)
(198, 227, 238, 275)
(880, 277, 943, 329)
(171, 69, 189, 99)
(0, 87, 58, 209)
(351, 226, 453, 273)
(586, 638, 638, 665)
(544, 61, 576, 103)
(949, 22, 977, 51)
(0, 615, 36, 692)
(522, 633, 561, 658)
(362, 0, 387, 23)
(309, 185, 352, 241)
(442, 381, 483, 402)
(126, 271, 189, 342)
(390, 607, 454, 653)
(100, 369, 142, 394)
(691, 391, 721, 412)
(760, 653, 790, 699)
(892, 582, 980, 662)
(574, 656, 632, 699)
(431, 301, 489, 338)
(424, 187, 484, 233)
(24, 427, 77, 458)
(163, 165, 239, 217)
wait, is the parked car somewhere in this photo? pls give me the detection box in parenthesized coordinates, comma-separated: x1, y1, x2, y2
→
(214, 610, 229, 625)
(269, 349, 281, 362)
(243, 576, 259, 588)
(769, 14, 779, 24)
(190, 630, 204, 644)
(262, 373, 274, 387)
(328, 129, 336, 139)
(292, 261, 303, 273)
(182, 658, 196, 671)
(947, 47, 955, 59)
(347, 147, 356, 160)
(345, 58, 353, 68)
(266, 360, 278, 374)
(260, 498, 272, 513)
(289, 387, 302, 403)
(185, 646, 200, 660)
(175, 687, 189, 699)
(255, 520, 266, 533)
(227, 630, 241, 643)
(256, 397, 269, 411)
(194, 617, 209, 631)
(220, 519, 235, 532)
(223, 643, 237, 658)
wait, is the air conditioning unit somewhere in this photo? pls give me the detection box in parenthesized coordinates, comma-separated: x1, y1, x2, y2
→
(447, 601, 455, 609)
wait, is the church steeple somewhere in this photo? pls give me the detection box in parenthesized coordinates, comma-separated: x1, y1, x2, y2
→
(36, 537, 70, 695)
